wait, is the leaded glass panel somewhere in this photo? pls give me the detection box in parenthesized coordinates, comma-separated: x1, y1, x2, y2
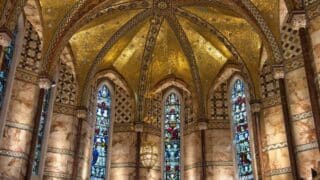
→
(164, 93, 181, 180)
(90, 85, 111, 180)
(231, 79, 254, 180)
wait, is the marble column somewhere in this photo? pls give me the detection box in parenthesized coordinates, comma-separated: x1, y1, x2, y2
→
(0, 50, 39, 179)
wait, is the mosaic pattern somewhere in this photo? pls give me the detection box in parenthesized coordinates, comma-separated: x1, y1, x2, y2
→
(164, 93, 181, 180)
(231, 79, 254, 180)
(32, 89, 51, 175)
(90, 84, 111, 179)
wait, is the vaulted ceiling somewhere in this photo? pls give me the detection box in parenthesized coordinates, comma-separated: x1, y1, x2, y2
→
(34, 0, 280, 99)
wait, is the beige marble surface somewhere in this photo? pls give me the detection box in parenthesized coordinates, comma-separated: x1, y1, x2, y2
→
(0, 156, 27, 179)
(6, 80, 39, 126)
(47, 113, 77, 151)
(205, 129, 232, 162)
(44, 152, 74, 175)
(184, 131, 201, 165)
(184, 167, 201, 180)
(111, 132, 137, 163)
(297, 149, 320, 179)
(207, 166, 234, 180)
(261, 105, 286, 146)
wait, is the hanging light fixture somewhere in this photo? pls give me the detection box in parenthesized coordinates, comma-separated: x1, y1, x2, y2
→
(140, 142, 158, 169)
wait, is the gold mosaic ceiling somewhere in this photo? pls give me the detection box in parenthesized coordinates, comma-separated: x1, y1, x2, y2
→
(38, 0, 279, 97)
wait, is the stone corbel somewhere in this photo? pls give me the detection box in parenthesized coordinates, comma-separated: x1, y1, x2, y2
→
(250, 101, 261, 113)
(291, 12, 307, 29)
(135, 122, 143, 132)
(76, 108, 87, 119)
(198, 117, 208, 130)
(0, 28, 12, 47)
(272, 65, 285, 80)
(38, 76, 52, 90)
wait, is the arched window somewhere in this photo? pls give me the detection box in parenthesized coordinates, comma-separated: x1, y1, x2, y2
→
(164, 92, 181, 180)
(231, 79, 254, 179)
(90, 84, 112, 179)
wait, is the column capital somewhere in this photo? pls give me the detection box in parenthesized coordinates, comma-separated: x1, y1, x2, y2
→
(290, 12, 307, 29)
(250, 100, 261, 113)
(0, 28, 12, 47)
(272, 65, 285, 80)
(38, 77, 52, 89)
(135, 122, 143, 132)
(198, 116, 208, 130)
(76, 107, 87, 119)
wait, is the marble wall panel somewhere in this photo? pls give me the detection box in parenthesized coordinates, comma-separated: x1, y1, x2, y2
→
(285, 67, 320, 178)
(184, 131, 201, 165)
(206, 166, 234, 180)
(184, 167, 201, 180)
(139, 133, 161, 180)
(43, 152, 74, 179)
(0, 79, 39, 178)
(0, 155, 27, 179)
(77, 120, 92, 180)
(111, 132, 136, 163)
(6, 79, 39, 126)
(261, 105, 287, 146)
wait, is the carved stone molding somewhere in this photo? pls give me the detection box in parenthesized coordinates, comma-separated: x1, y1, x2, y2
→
(295, 141, 319, 153)
(76, 108, 87, 119)
(198, 121, 207, 130)
(272, 65, 285, 80)
(15, 69, 39, 85)
(291, 13, 307, 29)
(262, 142, 288, 152)
(250, 101, 261, 113)
(38, 76, 51, 89)
(0, 30, 12, 47)
(135, 122, 143, 132)
(264, 167, 292, 177)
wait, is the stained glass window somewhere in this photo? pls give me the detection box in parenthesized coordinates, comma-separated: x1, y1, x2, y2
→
(231, 79, 254, 180)
(90, 84, 111, 179)
(32, 89, 51, 175)
(164, 92, 181, 180)
(0, 31, 15, 109)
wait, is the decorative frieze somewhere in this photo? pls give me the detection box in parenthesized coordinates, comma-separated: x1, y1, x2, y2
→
(207, 121, 230, 130)
(43, 171, 72, 179)
(15, 69, 38, 84)
(184, 162, 202, 170)
(264, 167, 292, 177)
(113, 123, 135, 132)
(0, 149, 28, 160)
(262, 142, 288, 152)
(291, 111, 313, 122)
(262, 96, 281, 108)
(47, 147, 75, 156)
(5, 121, 33, 133)
(110, 162, 136, 168)
(284, 55, 304, 72)
(53, 103, 75, 116)
(295, 141, 319, 153)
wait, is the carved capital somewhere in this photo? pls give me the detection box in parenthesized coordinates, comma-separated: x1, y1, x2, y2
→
(0, 31, 12, 47)
(250, 101, 261, 113)
(272, 65, 285, 80)
(198, 121, 207, 130)
(38, 77, 51, 89)
(135, 122, 143, 132)
(77, 108, 87, 119)
(291, 13, 307, 29)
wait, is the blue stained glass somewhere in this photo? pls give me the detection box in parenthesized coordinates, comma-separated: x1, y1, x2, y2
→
(90, 85, 111, 180)
(32, 89, 51, 175)
(0, 32, 15, 109)
(231, 79, 254, 180)
(164, 93, 181, 180)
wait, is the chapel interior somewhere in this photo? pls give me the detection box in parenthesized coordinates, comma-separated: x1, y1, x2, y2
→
(1, 0, 320, 180)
